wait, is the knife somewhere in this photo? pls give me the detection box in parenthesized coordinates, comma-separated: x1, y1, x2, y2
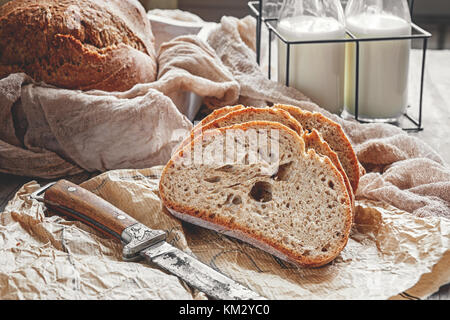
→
(30, 179, 265, 300)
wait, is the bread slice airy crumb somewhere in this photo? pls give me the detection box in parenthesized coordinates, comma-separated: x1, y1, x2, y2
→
(189, 106, 354, 206)
(160, 121, 353, 267)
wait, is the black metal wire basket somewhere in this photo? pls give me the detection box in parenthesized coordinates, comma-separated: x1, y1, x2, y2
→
(249, 0, 432, 131)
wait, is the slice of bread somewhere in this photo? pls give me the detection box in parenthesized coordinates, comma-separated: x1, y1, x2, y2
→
(176, 105, 246, 152)
(274, 104, 360, 193)
(201, 107, 305, 136)
(303, 129, 354, 207)
(178, 106, 303, 151)
(195, 105, 245, 129)
(159, 121, 353, 267)
(192, 107, 354, 206)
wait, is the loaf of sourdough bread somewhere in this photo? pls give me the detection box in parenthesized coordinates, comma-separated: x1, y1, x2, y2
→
(160, 121, 353, 267)
(0, 0, 157, 91)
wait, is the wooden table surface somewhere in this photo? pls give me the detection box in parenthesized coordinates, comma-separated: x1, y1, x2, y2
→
(0, 50, 449, 300)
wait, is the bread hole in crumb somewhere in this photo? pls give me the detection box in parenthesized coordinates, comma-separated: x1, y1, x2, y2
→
(271, 161, 293, 181)
(216, 164, 234, 172)
(223, 194, 233, 205)
(321, 244, 331, 252)
(249, 181, 273, 203)
(328, 180, 334, 189)
(204, 176, 221, 183)
(223, 193, 242, 206)
(232, 195, 242, 205)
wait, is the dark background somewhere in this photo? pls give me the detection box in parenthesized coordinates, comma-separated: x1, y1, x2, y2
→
(0, 0, 448, 49)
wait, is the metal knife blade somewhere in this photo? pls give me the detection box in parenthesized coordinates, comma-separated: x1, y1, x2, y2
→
(141, 241, 265, 300)
(31, 180, 266, 300)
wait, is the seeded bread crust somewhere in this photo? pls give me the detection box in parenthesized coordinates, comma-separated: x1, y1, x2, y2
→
(0, 0, 157, 91)
(274, 104, 360, 193)
(160, 121, 353, 267)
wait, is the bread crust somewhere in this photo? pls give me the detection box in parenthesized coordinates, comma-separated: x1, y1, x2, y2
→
(179, 105, 245, 151)
(195, 105, 245, 129)
(0, 0, 157, 91)
(203, 107, 304, 135)
(160, 120, 353, 268)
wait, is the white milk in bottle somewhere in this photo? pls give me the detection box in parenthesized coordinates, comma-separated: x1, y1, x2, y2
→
(344, 1, 412, 121)
(277, 1, 346, 114)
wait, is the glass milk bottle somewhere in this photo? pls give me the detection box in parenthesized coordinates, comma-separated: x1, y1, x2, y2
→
(344, 0, 412, 122)
(277, 0, 346, 114)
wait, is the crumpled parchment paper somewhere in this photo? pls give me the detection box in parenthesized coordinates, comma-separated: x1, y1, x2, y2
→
(1, 167, 448, 300)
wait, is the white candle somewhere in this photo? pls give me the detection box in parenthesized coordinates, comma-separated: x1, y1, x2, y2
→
(344, 13, 411, 121)
(277, 15, 346, 114)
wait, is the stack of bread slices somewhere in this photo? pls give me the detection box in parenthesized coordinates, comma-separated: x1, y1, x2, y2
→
(159, 104, 360, 267)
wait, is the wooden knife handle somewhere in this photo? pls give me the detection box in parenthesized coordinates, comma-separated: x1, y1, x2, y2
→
(44, 180, 138, 240)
